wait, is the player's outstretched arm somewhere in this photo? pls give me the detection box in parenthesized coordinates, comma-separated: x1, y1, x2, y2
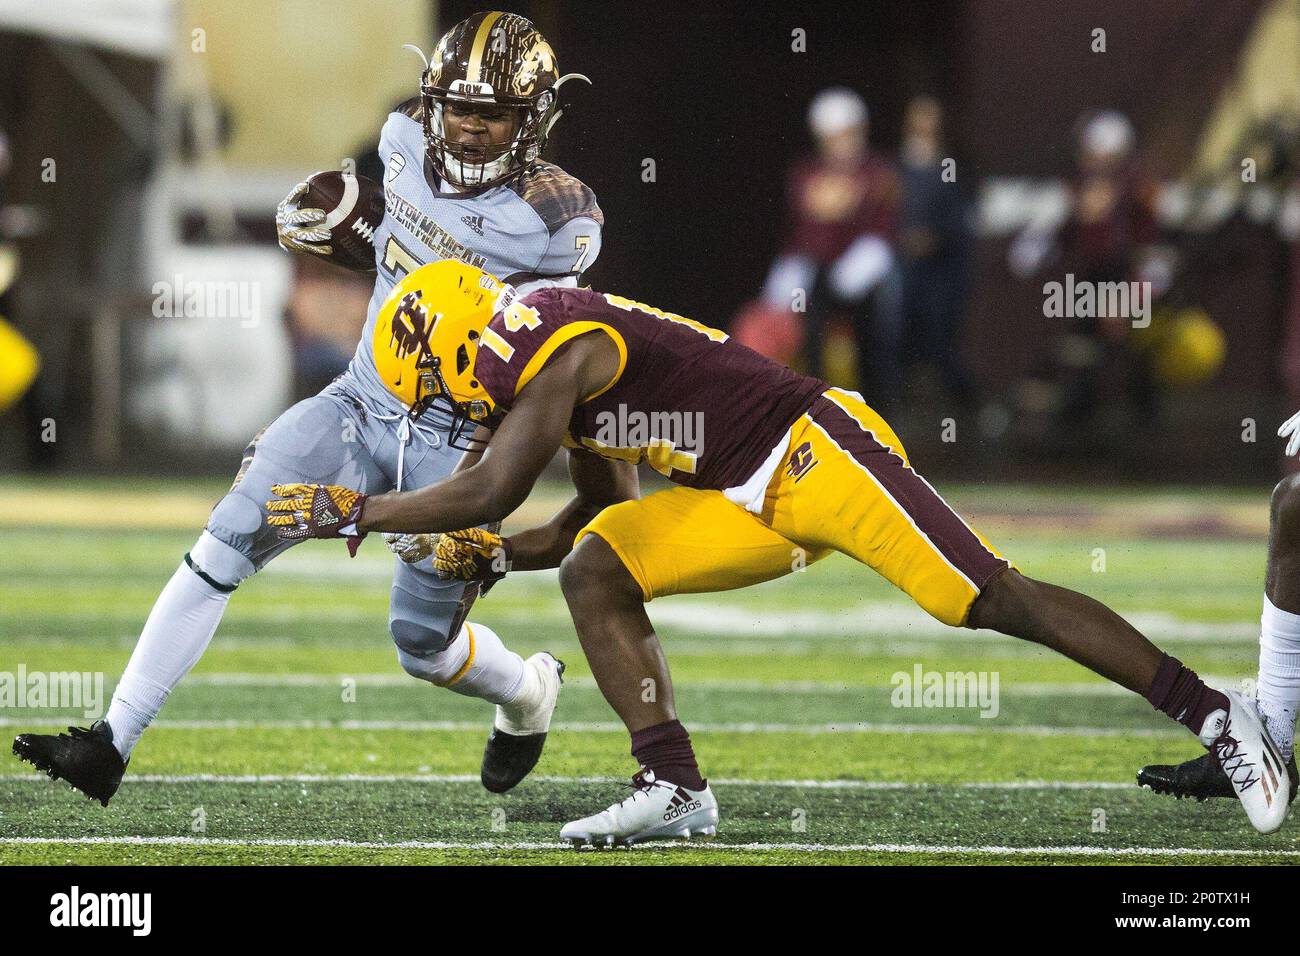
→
(360, 338, 605, 534)
(507, 451, 640, 572)
(427, 452, 637, 583)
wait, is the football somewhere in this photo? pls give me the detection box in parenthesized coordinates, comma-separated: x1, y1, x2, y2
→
(301, 169, 384, 273)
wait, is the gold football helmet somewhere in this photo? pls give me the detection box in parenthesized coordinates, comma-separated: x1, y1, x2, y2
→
(372, 260, 506, 444)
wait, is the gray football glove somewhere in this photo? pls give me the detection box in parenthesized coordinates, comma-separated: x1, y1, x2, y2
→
(275, 180, 331, 257)
(384, 532, 435, 565)
(1280, 409, 1300, 459)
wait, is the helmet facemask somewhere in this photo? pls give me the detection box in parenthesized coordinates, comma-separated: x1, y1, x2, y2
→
(417, 353, 499, 452)
(387, 287, 496, 451)
(421, 78, 555, 190)
(404, 12, 588, 191)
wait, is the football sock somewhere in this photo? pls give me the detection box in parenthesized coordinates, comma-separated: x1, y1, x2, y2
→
(438, 622, 528, 705)
(631, 719, 706, 790)
(1257, 595, 1300, 760)
(105, 561, 231, 759)
(1144, 653, 1230, 740)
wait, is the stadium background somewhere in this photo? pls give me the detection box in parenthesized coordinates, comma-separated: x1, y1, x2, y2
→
(0, 0, 1297, 480)
(1, 0, 1300, 866)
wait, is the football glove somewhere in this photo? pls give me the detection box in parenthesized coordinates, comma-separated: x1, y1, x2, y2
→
(266, 483, 367, 556)
(434, 528, 512, 586)
(275, 180, 331, 257)
(384, 532, 435, 565)
(1281, 409, 1300, 458)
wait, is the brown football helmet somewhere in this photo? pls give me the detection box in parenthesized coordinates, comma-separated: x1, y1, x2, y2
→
(416, 11, 587, 189)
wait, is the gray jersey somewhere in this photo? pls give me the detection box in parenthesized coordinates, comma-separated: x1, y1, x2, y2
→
(348, 100, 604, 415)
(187, 102, 606, 687)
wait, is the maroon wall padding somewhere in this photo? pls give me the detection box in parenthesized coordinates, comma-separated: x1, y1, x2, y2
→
(954, 0, 1266, 180)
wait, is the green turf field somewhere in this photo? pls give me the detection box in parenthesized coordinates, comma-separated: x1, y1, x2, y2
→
(1, 478, 1295, 865)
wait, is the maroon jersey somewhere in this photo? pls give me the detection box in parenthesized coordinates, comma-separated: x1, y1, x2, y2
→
(783, 152, 900, 265)
(474, 287, 827, 489)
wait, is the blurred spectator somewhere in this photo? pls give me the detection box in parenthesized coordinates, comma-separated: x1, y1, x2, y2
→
(0, 126, 44, 459)
(760, 88, 902, 407)
(1010, 110, 1176, 446)
(897, 95, 974, 405)
(1268, 122, 1300, 471)
(0, 314, 39, 415)
(285, 254, 372, 399)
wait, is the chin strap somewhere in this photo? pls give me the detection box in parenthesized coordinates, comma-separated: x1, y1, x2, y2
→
(396, 416, 411, 492)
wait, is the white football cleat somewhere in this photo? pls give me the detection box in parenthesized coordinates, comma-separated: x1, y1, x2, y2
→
(1199, 690, 1290, 834)
(480, 652, 564, 794)
(560, 769, 719, 847)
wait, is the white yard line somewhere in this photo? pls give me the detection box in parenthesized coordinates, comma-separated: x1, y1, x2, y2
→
(0, 772, 1136, 789)
(0, 716, 1185, 736)
(5, 637, 1257, 664)
(2, 670, 1243, 700)
(175, 673, 1149, 695)
(8, 600, 1260, 644)
(176, 674, 1254, 697)
(253, 566, 1264, 644)
(0, 835, 1291, 857)
(28, 672, 1238, 702)
(175, 671, 1159, 697)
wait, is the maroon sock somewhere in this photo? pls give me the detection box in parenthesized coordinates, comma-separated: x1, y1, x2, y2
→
(630, 719, 705, 790)
(1144, 654, 1230, 737)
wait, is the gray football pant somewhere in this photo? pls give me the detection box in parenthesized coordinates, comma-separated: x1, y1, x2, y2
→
(189, 375, 479, 682)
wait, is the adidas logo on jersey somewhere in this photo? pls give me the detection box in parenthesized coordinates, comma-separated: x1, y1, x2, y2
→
(461, 213, 485, 236)
(662, 786, 702, 822)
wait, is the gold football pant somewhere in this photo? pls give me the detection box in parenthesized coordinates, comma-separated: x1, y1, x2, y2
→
(576, 388, 1011, 626)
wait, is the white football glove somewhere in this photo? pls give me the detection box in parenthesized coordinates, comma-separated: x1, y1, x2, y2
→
(1279, 409, 1300, 458)
(384, 532, 435, 565)
(275, 180, 331, 257)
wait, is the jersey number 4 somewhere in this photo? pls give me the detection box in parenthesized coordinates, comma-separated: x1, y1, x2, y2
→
(479, 299, 541, 362)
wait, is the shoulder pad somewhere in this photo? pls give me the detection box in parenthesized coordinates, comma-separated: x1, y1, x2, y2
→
(509, 162, 604, 234)
(393, 96, 423, 122)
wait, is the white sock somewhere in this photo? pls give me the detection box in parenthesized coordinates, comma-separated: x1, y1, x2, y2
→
(105, 562, 230, 759)
(438, 622, 528, 705)
(1257, 595, 1300, 760)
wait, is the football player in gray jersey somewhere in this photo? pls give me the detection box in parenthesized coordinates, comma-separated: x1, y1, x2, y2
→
(12, 11, 624, 806)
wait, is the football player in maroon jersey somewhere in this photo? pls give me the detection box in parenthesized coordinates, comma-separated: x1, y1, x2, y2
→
(267, 260, 1289, 845)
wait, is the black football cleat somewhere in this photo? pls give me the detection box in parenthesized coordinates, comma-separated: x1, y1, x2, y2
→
(13, 720, 127, 807)
(480, 653, 564, 794)
(1138, 749, 1299, 804)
